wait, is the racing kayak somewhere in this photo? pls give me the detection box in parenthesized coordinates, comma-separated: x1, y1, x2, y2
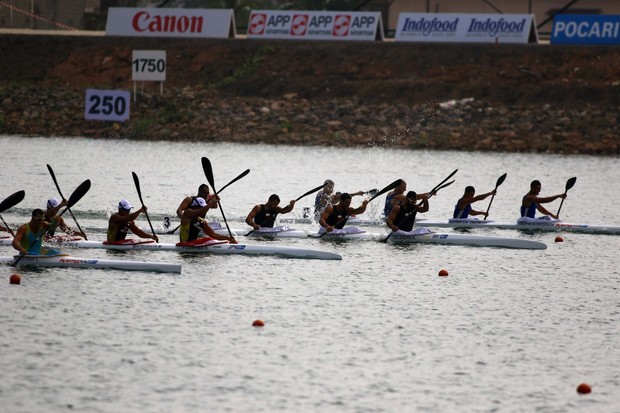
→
(243, 225, 307, 238)
(415, 218, 620, 235)
(47, 238, 342, 260)
(0, 254, 181, 273)
(387, 228, 547, 249)
(309, 227, 382, 240)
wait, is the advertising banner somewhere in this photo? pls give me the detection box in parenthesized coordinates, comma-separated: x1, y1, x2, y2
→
(394, 13, 538, 44)
(551, 14, 620, 44)
(246, 10, 383, 41)
(106, 8, 236, 38)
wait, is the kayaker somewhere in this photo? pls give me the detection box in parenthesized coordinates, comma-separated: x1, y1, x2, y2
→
(383, 179, 432, 217)
(176, 183, 217, 219)
(521, 180, 566, 219)
(12, 209, 55, 255)
(386, 191, 429, 232)
(319, 193, 369, 234)
(107, 199, 159, 243)
(453, 186, 496, 219)
(180, 197, 236, 244)
(314, 179, 364, 221)
(44, 197, 86, 239)
(246, 194, 296, 230)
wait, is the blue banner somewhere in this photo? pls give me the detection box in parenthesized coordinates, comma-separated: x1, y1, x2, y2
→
(551, 14, 620, 44)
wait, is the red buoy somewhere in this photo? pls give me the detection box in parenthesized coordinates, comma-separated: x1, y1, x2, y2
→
(9, 274, 21, 285)
(555, 236, 564, 243)
(438, 269, 449, 277)
(252, 319, 265, 327)
(576, 383, 591, 394)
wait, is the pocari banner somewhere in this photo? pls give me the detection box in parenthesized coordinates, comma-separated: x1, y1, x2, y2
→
(246, 10, 384, 41)
(551, 14, 620, 44)
(394, 13, 538, 44)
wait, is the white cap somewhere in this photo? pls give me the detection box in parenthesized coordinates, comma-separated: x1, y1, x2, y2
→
(46, 198, 60, 209)
(118, 198, 133, 210)
(190, 197, 207, 208)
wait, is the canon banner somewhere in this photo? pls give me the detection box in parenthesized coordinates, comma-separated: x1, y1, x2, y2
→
(395, 13, 538, 44)
(551, 14, 620, 44)
(106, 8, 236, 38)
(246, 10, 384, 41)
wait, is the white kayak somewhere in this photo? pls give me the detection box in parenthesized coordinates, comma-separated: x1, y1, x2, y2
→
(416, 218, 620, 235)
(47, 238, 342, 260)
(0, 254, 181, 273)
(386, 228, 547, 250)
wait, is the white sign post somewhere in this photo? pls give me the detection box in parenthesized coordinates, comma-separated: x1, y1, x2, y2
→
(132, 50, 166, 101)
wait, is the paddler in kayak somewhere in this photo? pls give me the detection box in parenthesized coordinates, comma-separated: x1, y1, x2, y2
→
(107, 199, 159, 243)
(44, 197, 86, 239)
(12, 208, 60, 255)
(180, 197, 236, 244)
(386, 191, 430, 232)
(319, 193, 369, 234)
(246, 194, 296, 231)
(175, 183, 217, 219)
(383, 179, 433, 218)
(520, 180, 566, 220)
(453, 186, 496, 219)
(314, 179, 364, 221)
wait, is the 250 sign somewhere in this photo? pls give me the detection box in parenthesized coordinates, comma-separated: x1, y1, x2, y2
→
(84, 89, 130, 121)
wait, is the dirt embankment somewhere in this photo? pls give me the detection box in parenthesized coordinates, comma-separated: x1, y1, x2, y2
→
(0, 34, 618, 154)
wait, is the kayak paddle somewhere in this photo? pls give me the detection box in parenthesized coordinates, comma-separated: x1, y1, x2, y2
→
(0, 190, 26, 236)
(47, 164, 88, 239)
(202, 157, 234, 239)
(132, 171, 158, 242)
(483, 173, 507, 220)
(556, 176, 577, 217)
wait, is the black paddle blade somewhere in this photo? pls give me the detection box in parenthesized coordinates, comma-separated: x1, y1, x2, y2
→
(201, 157, 216, 192)
(132, 171, 145, 204)
(369, 179, 402, 203)
(565, 177, 577, 192)
(66, 180, 91, 210)
(295, 184, 325, 202)
(496, 173, 508, 188)
(0, 190, 26, 213)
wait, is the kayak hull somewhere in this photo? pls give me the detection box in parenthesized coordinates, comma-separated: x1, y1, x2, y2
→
(387, 231, 547, 250)
(416, 219, 620, 235)
(0, 255, 181, 273)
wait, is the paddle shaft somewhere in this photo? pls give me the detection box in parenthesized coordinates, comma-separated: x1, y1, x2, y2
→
(0, 214, 15, 236)
(47, 164, 87, 239)
(132, 172, 157, 240)
(483, 173, 508, 220)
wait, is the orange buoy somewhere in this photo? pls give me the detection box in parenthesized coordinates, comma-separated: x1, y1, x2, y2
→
(9, 274, 21, 285)
(576, 383, 592, 394)
(252, 319, 265, 327)
(555, 236, 564, 243)
(438, 269, 449, 277)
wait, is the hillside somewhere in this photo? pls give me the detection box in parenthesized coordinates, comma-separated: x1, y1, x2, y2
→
(0, 34, 618, 154)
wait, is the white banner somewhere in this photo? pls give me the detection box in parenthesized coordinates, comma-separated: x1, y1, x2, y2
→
(85, 89, 130, 122)
(106, 8, 236, 38)
(132, 50, 166, 82)
(247, 10, 383, 41)
(395, 13, 538, 44)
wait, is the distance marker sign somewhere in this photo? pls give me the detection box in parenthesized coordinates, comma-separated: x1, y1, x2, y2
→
(84, 89, 130, 121)
(132, 50, 166, 81)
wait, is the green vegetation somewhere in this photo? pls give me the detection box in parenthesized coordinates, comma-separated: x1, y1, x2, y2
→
(209, 45, 273, 89)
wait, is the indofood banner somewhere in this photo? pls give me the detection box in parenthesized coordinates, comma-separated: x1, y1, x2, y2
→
(106, 8, 236, 38)
(551, 14, 620, 44)
(394, 13, 538, 44)
(246, 10, 384, 41)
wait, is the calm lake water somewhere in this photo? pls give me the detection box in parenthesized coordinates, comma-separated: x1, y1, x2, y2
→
(1, 135, 619, 413)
